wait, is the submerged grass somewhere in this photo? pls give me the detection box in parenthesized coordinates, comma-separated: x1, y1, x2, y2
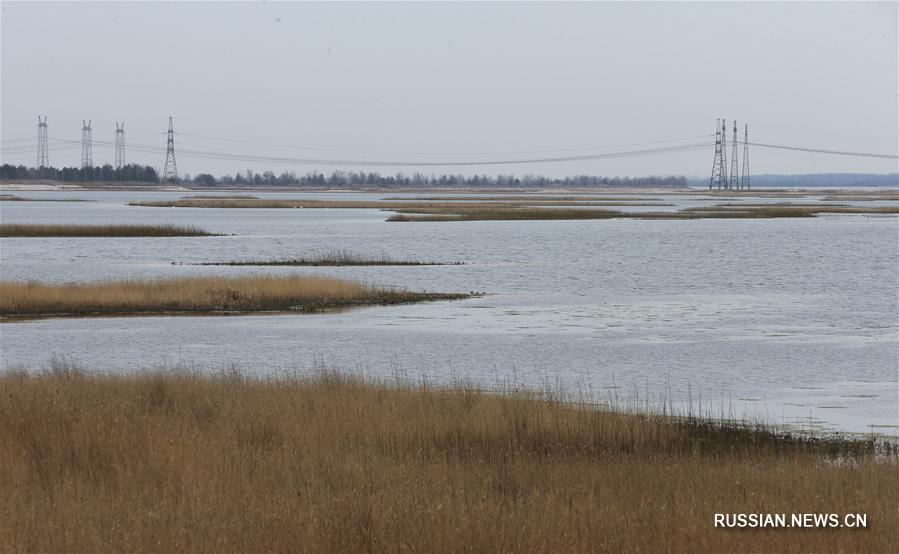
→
(0, 275, 469, 319)
(0, 223, 217, 237)
(0, 367, 894, 553)
(185, 249, 462, 266)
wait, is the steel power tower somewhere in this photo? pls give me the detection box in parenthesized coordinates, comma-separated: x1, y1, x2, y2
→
(81, 120, 93, 169)
(115, 121, 125, 169)
(729, 120, 739, 189)
(720, 119, 729, 189)
(741, 124, 750, 190)
(36, 116, 49, 175)
(162, 116, 179, 183)
(709, 118, 727, 190)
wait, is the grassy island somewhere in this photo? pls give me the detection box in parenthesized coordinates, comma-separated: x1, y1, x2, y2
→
(0, 223, 216, 237)
(0, 275, 470, 320)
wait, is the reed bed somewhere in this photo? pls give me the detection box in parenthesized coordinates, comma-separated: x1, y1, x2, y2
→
(382, 195, 656, 201)
(387, 204, 899, 222)
(186, 249, 462, 267)
(0, 223, 216, 237)
(0, 195, 93, 202)
(388, 208, 625, 222)
(0, 275, 468, 319)
(182, 194, 259, 199)
(0, 366, 894, 553)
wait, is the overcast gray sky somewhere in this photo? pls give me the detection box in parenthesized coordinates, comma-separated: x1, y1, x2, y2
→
(2, 1, 897, 178)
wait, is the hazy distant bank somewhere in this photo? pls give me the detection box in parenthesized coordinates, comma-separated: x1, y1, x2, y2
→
(688, 173, 899, 188)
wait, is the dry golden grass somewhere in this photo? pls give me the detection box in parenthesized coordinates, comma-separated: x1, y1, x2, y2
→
(0, 223, 214, 237)
(0, 275, 468, 319)
(0, 368, 894, 553)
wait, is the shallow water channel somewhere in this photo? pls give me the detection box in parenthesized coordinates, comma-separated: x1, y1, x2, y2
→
(1, 189, 897, 435)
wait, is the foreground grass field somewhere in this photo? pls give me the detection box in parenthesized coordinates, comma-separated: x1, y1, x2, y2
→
(0, 275, 468, 319)
(0, 223, 215, 237)
(0, 368, 894, 552)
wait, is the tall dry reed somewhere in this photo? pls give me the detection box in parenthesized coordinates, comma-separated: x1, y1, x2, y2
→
(0, 367, 894, 552)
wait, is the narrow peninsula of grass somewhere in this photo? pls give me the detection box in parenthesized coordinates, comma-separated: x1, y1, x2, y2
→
(0, 275, 470, 320)
(387, 204, 899, 222)
(182, 194, 259, 199)
(0, 195, 94, 202)
(1, 367, 894, 553)
(186, 250, 462, 267)
(0, 223, 217, 237)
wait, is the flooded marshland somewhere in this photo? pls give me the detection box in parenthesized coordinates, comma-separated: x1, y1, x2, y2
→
(1, 189, 897, 434)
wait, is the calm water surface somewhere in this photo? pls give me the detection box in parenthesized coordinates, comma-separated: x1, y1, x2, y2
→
(1, 190, 897, 434)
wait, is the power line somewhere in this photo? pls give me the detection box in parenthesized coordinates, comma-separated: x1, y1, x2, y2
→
(748, 141, 898, 160)
(5, 126, 897, 169)
(174, 130, 715, 157)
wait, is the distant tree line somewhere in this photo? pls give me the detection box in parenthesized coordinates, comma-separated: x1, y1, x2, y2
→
(2, 164, 688, 189)
(195, 171, 687, 189)
(0, 164, 159, 183)
(687, 173, 899, 188)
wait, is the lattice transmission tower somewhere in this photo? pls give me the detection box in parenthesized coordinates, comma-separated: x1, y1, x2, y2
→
(115, 121, 125, 169)
(81, 120, 93, 169)
(709, 118, 728, 189)
(729, 120, 739, 188)
(36, 116, 49, 175)
(741, 124, 750, 190)
(162, 116, 179, 183)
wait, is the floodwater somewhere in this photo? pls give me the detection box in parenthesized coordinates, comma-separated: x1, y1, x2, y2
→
(1, 189, 897, 435)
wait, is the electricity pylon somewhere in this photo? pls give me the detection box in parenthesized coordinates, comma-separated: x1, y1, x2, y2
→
(115, 121, 125, 169)
(81, 119, 93, 169)
(36, 116, 49, 175)
(162, 116, 179, 183)
(741, 124, 750, 190)
(709, 118, 727, 190)
(729, 120, 739, 189)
